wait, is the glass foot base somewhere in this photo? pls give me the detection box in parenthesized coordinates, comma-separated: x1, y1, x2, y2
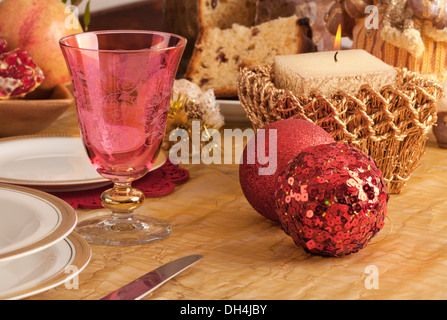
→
(76, 210, 172, 246)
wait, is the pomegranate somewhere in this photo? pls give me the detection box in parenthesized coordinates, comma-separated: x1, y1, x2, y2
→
(0, 39, 7, 54)
(0, 39, 44, 99)
(0, 0, 83, 93)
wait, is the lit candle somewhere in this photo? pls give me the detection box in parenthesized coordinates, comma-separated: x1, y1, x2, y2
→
(273, 25, 397, 97)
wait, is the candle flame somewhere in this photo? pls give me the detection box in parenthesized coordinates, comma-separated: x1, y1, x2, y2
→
(333, 24, 342, 51)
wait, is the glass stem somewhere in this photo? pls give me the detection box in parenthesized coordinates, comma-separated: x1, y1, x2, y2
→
(101, 182, 145, 231)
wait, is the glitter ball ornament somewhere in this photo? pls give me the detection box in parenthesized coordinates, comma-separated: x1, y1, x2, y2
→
(239, 119, 335, 222)
(275, 142, 389, 257)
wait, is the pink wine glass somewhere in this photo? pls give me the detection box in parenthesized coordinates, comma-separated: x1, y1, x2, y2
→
(60, 30, 186, 245)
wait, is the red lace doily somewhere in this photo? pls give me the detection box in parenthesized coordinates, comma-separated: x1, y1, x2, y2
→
(51, 159, 189, 209)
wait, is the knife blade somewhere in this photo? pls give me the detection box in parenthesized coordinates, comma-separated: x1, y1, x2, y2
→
(100, 254, 203, 300)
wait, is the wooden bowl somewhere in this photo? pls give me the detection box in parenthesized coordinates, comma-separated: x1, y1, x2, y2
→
(0, 84, 74, 137)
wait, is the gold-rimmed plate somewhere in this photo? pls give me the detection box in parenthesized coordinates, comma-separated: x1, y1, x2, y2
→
(0, 232, 91, 300)
(0, 135, 166, 192)
(0, 183, 77, 263)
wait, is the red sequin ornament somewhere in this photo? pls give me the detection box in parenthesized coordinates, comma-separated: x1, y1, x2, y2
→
(275, 142, 389, 257)
(239, 119, 335, 222)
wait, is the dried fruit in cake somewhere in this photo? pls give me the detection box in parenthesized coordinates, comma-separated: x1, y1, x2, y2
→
(0, 41, 44, 99)
(185, 15, 315, 98)
(198, 0, 256, 28)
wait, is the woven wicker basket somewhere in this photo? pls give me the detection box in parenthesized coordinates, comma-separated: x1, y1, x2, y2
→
(237, 64, 443, 194)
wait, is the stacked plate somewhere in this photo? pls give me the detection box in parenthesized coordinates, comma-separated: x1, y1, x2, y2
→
(0, 182, 91, 300)
(0, 134, 99, 300)
(0, 135, 98, 299)
(216, 99, 251, 126)
(0, 134, 167, 299)
(0, 134, 166, 192)
(0, 134, 112, 192)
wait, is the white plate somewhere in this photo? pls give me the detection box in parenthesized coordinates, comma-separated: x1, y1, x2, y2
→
(216, 99, 251, 126)
(0, 183, 77, 263)
(0, 232, 91, 300)
(0, 135, 166, 192)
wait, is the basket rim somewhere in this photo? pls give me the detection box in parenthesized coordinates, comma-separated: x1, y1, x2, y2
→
(236, 64, 443, 194)
(237, 64, 442, 142)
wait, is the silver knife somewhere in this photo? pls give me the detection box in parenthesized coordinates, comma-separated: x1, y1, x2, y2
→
(100, 254, 203, 300)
